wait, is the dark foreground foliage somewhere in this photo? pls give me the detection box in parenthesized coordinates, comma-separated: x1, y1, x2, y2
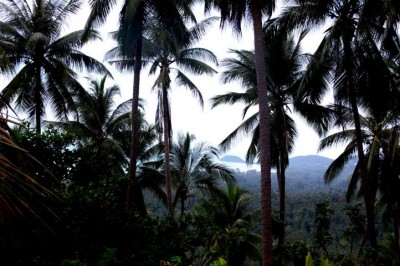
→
(0, 126, 399, 265)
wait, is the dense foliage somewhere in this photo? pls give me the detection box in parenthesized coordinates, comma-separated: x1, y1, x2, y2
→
(1, 0, 400, 265)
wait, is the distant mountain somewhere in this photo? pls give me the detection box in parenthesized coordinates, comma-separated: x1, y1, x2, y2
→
(287, 155, 334, 175)
(229, 154, 356, 193)
(220, 155, 246, 163)
(288, 155, 333, 167)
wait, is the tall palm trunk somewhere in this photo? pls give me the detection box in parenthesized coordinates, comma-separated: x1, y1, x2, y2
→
(388, 128, 400, 254)
(278, 111, 288, 247)
(393, 202, 400, 257)
(278, 151, 286, 246)
(135, 189, 147, 215)
(126, 37, 142, 210)
(35, 66, 42, 135)
(162, 82, 173, 214)
(180, 196, 185, 217)
(252, 5, 272, 266)
(343, 36, 377, 250)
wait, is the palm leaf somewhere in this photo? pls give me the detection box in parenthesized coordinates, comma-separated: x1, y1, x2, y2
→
(323, 142, 357, 184)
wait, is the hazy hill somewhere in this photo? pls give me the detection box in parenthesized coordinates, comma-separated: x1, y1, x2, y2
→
(220, 155, 246, 163)
(223, 155, 356, 194)
(288, 155, 333, 170)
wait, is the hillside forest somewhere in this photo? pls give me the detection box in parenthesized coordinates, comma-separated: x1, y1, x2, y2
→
(1, 0, 400, 265)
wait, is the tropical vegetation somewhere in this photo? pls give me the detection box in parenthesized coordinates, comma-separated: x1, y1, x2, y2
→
(0, 0, 400, 265)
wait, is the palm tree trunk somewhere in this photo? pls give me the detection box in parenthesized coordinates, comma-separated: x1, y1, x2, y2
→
(135, 189, 147, 216)
(393, 202, 400, 258)
(35, 109, 41, 134)
(278, 112, 288, 248)
(180, 196, 185, 217)
(35, 66, 42, 135)
(343, 36, 377, 249)
(252, 5, 272, 266)
(388, 129, 400, 256)
(278, 153, 286, 247)
(162, 85, 173, 214)
(126, 37, 142, 210)
(276, 159, 282, 194)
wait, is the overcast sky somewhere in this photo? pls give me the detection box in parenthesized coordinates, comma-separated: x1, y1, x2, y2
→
(61, 3, 343, 161)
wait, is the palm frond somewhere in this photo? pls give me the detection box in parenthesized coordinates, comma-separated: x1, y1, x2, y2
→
(346, 162, 361, 201)
(174, 70, 204, 108)
(318, 129, 357, 151)
(179, 47, 218, 66)
(245, 124, 260, 164)
(0, 116, 61, 230)
(324, 144, 357, 184)
(187, 16, 219, 44)
(82, 0, 118, 41)
(210, 91, 256, 109)
(219, 113, 258, 152)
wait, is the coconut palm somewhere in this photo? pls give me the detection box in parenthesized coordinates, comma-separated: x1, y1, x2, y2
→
(202, 0, 277, 263)
(318, 104, 399, 255)
(211, 27, 324, 247)
(360, 0, 400, 57)
(379, 56, 400, 255)
(50, 75, 131, 179)
(378, 127, 400, 262)
(170, 132, 234, 217)
(83, 0, 195, 210)
(0, 0, 109, 134)
(198, 181, 260, 265)
(106, 17, 218, 213)
(134, 120, 166, 215)
(59, 75, 165, 214)
(147, 19, 217, 214)
(272, 0, 399, 250)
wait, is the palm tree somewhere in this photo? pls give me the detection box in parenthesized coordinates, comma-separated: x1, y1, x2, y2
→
(198, 181, 260, 265)
(0, 0, 109, 134)
(202, 1, 277, 263)
(170, 132, 234, 216)
(83, 0, 194, 210)
(106, 18, 218, 213)
(381, 56, 400, 256)
(147, 19, 218, 214)
(273, 0, 398, 250)
(211, 27, 318, 247)
(50, 75, 131, 179)
(318, 105, 399, 256)
(360, 0, 400, 57)
(134, 120, 166, 215)
(378, 128, 400, 262)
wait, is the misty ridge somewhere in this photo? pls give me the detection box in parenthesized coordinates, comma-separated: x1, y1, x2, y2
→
(220, 155, 357, 194)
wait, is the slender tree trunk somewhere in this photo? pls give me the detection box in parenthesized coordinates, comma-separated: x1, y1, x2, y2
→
(135, 190, 147, 216)
(389, 129, 400, 256)
(276, 156, 284, 266)
(35, 66, 42, 135)
(278, 112, 288, 248)
(180, 196, 185, 217)
(162, 84, 173, 214)
(388, 129, 400, 257)
(35, 109, 41, 134)
(276, 159, 282, 194)
(278, 153, 286, 247)
(126, 38, 142, 210)
(343, 36, 377, 249)
(393, 202, 400, 258)
(252, 6, 272, 266)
